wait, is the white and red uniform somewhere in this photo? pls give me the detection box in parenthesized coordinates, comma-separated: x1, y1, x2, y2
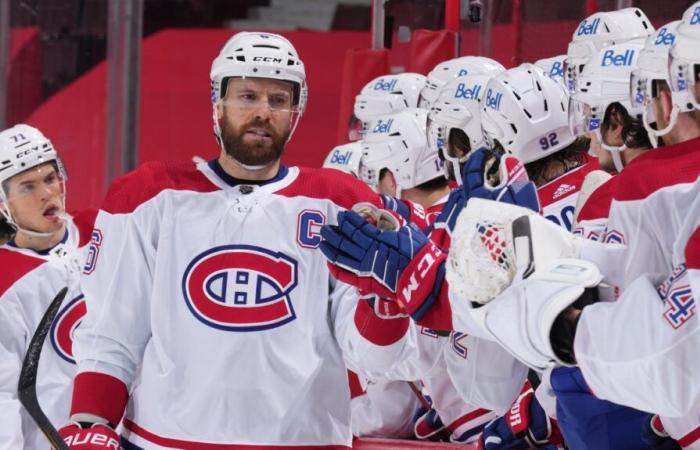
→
(537, 157, 599, 233)
(348, 195, 500, 442)
(0, 211, 95, 450)
(572, 137, 700, 421)
(71, 159, 404, 449)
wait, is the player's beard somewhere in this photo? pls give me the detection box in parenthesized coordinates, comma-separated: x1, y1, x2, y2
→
(220, 117, 290, 167)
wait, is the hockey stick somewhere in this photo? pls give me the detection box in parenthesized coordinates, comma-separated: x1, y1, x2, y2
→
(18, 286, 70, 450)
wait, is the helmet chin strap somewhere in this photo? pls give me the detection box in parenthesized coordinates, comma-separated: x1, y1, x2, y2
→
(642, 105, 678, 149)
(0, 206, 69, 239)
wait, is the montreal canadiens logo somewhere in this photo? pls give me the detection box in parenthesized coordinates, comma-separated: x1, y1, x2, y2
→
(182, 245, 299, 331)
(50, 295, 87, 364)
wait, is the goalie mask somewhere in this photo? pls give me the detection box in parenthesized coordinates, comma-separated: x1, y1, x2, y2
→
(352, 73, 427, 138)
(480, 64, 575, 164)
(359, 109, 440, 196)
(564, 8, 653, 94)
(210, 32, 307, 168)
(569, 41, 643, 171)
(322, 141, 362, 178)
(0, 124, 68, 238)
(419, 56, 505, 109)
(428, 74, 491, 185)
(629, 21, 680, 148)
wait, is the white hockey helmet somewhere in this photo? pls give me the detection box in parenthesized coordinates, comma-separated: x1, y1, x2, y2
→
(210, 32, 307, 150)
(629, 21, 680, 147)
(359, 109, 440, 196)
(534, 55, 567, 88)
(353, 73, 427, 124)
(427, 74, 491, 184)
(668, 3, 700, 119)
(322, 141, 362, 177)
(419, 56, 505, 109)
(0, 124, 67, 235)
(480, 64, 575, 164)
(564, 8, 653, 94)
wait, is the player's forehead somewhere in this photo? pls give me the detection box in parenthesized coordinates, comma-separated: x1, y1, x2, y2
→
(226, 77, 294, 94)
(7, 162, 57, 185)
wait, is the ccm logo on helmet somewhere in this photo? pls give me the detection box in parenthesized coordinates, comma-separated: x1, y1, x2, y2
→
(50, 295, 87, 364)
(182, 245, 298, 332)
(252, 56, 283, 63)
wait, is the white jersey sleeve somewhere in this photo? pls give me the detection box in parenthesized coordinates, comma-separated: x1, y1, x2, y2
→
(575, 163, 700, 417)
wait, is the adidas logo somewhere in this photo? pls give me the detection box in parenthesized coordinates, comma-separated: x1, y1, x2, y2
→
(553, 184, 576, 199)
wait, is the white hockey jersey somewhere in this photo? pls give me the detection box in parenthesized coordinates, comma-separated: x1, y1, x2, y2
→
(0, 211, 95, 450)
(72, 159, 390, 449)
(573, 136, 700, 418)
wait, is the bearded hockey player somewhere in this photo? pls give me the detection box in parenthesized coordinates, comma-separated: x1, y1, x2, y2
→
(58, 32, 408, 450)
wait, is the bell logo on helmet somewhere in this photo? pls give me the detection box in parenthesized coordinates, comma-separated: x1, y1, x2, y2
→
(454, 83, 482, 100)
(252, 56, 283, 63)
(373, 78, 398, 91)
(691, 7, 700, 25)
(329, 149, 353, 165)
(485, 89, 502, 111)
(601, 49, 635, 67)
(549, 62, 564, 78)
(576, 18, 600, 36)
(654, 27, 676, 46)
(372, 119, 393, 134)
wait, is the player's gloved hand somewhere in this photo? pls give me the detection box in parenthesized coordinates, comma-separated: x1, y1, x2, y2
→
(641, 415, 682, 450)
(57, 422, 121, 449)
(380, 194, 430, 230)
(429, 148, 539, 250)
(477, 388, 563, 450)
(320, 209, 447, 318)
(462, 148, 540, 213)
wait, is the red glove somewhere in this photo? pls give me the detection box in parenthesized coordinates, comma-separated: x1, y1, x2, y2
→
(57, 422, 121, 449)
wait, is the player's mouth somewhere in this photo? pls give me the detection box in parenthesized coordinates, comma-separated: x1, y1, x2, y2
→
(43, 205, 61, 222)
(244, 127, 273, 142)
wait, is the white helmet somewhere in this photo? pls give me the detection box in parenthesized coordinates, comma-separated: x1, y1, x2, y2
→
(359, 109, 441, 196)
(480, 64, 575, 164)
(629, 21, 681, 148)
(322, 141, 362, 177)
(210, 32, 307, 153)
(420, 56, 505, 108)
(534, 55, 567, 88)
(0, 124, 67, 236)
(570, 41, 644, 170)
(427, 74, 491, 184)
(565, 8, 653, 94)
(354, 73, 427, 123)
(668, 3, 700, 121)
